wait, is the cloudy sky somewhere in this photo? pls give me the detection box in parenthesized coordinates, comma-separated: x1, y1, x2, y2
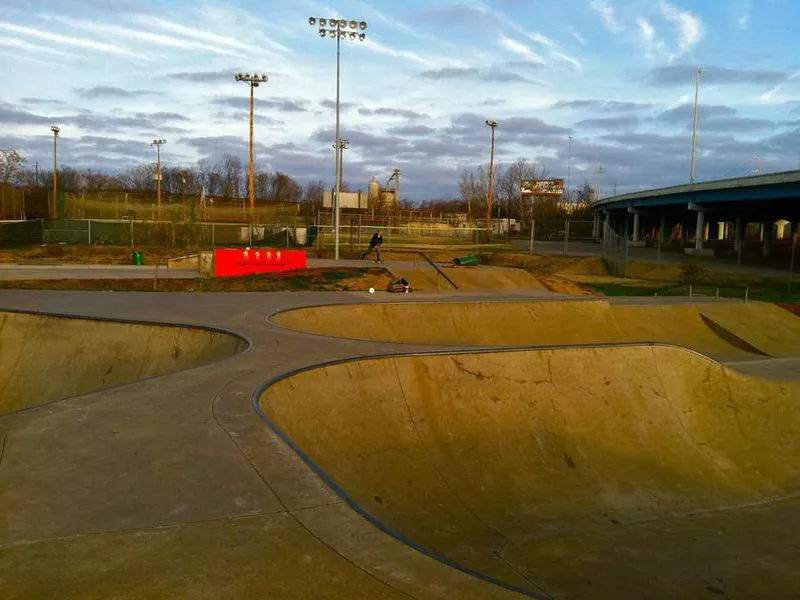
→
(1, 0, 799, 199)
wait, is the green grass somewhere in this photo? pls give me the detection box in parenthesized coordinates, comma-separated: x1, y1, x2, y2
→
(584, 280, 800, 304)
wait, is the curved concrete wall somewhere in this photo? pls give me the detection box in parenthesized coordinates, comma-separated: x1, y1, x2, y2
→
(260, 345, 800, 598)
(0, 311, 247, 414)
(273, 300, 800, 360)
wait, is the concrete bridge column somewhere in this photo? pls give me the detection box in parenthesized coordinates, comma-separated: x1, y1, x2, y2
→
(659, 214, 666, 243)
(734, 215, 744, 252)
(632, 212, 640, 242)
(717, 222, 726, 240)
(762, 221, 773, 258)
(695, 210, 706, 250)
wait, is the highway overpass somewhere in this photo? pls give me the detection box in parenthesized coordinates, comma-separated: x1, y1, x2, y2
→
(593, 171, 800, 258)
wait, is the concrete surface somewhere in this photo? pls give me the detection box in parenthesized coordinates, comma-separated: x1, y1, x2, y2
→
(272, 298, 800, 362)
(261, 345, 800, 599)
(0, 289, 798, 599)
(0, 310, 246, 414)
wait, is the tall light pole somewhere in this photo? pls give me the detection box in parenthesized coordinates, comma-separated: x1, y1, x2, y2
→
(690, 66, 704, 184)
(151, 139, 166, 219)
(308, 16, 367, 260)
(235, 72, 269, 219)
(567, 135, 573, 199)
(50, 125, 60, 217)
(334, 138, 350, 194)
(485, 119, 498, 236)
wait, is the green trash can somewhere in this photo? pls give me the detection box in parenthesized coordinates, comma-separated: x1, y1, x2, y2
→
(453, 255, 478, 266)
(132, 251, 143, 265)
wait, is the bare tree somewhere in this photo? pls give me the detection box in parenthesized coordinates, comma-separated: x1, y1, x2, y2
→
(497, 160, 550, 220)
(303, 180, 325, 205)
(219, 154, 244, 200)
(0, 149, 25, 187)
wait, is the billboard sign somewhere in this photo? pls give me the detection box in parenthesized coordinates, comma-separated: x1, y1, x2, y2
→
(521, 179, 565, 196)
(323, 190, 365, 209)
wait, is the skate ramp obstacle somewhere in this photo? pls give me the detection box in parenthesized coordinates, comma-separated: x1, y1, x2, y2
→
(259, 345, 800, 599)
(273, 300, 798, 361)
(0, 311, 247, 414)
(388, 266, 546, 291)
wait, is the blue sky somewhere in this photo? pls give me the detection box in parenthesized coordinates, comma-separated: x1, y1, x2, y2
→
(1, 0, 799, 199)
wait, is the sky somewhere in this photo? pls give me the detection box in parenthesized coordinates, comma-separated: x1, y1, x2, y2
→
(1, 0, 799, 200)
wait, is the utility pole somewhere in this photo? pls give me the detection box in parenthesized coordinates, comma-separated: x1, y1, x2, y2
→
(235, 72, 268, 220)
(485, 119, 498, 236)
(690, 66, 704, 184)
(50, 126, 60, 217)
(151, 139, 166, 219)
(567, 135, 573, 198)
(308, 17, 367, 260)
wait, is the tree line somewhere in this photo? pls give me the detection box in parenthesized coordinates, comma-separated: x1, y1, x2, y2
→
(0, 149, 324, 205)
(457, 158, 594, 220)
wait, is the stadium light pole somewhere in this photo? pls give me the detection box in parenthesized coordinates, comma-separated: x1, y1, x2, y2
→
(690, 66, 704, 184)
(334, 138, 350, 195)
(50, 125, 60, 217)
(485, 119, 498, 236)
(567, 135, 573, 198)
(151, 139, 166, 219)
(235, 72, 269, 219)
(308, 16, 367, 260)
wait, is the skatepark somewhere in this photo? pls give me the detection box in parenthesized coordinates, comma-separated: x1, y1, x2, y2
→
(2, 271, 800, 598)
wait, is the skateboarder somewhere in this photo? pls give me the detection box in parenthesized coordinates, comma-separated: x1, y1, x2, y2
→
(362, 230, 384, 262)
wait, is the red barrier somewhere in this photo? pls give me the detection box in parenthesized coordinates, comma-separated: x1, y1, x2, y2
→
(214, 248, 307, 277)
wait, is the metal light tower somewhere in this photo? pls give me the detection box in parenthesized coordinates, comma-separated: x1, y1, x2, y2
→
(151, 139, 166, 218)
(308, 16, 367, 260)
(334, 138, 350, 195)
(50, 125, 60, 217)
(567, 135, 573, 198)
(485, 119, 498, 235)
(235, 72, 269, 218)
(690, 66, 704, 184)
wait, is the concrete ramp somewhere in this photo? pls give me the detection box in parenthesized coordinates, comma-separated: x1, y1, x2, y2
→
(388, 266, 546, 291)
(273, 300, 780, 360)
(698, 302, 800, 357)
(0, 311, 246, 414)
(260, 345, 800, 599)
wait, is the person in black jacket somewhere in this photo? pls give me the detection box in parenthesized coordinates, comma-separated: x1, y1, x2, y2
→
(361, 230, 383, 262)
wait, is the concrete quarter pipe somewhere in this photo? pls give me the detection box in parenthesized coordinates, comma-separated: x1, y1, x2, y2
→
(259, 344, 800, 599)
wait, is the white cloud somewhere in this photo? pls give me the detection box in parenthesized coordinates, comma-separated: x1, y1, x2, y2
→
(0, 35, 77, 58)
(139, 16, 283, 55)
(737, 0, 752, 28)
(590, 0, 623, 33)
(44, 16, 242, 57)
(659, 1, 702, 55)
(0, 21, 146, 58)
(528, 32, 555, 48)
(553, 50, 583, 72)
(637, 17, 655, 42)
(498, 35, 546, 64)
(361, 38, 438, 67)
(759, 71, 800, 103)
(570, 28, 586, 46)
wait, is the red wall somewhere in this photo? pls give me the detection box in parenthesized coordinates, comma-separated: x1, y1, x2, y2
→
(214, 248, 307, 277)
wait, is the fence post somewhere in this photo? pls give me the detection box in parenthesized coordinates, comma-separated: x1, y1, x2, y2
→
(130, 219, 134, 248)
(88, 220, 92, 245)
(564, 219, 570, 255)
(171, 221, 175, 247)
(41, 218, 45, 243)
(249, 224, 252, 247)
(212, 223, 215, 247)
